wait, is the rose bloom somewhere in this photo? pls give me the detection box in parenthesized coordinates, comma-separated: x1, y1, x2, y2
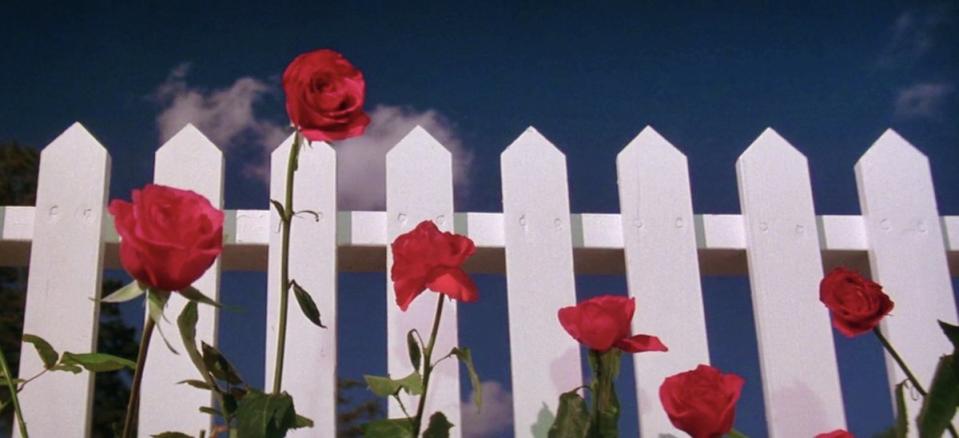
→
(816, 430, 854, 438)
(660, 364, 745, 438)
(390, 220, 477, 311)
(283, 49, 370, 142)
(557, 295, 667, 353)
(819, 267, 894, 337)
(108, 184, 224, 292)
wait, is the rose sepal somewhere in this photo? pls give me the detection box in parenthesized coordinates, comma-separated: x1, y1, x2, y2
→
(96, 280, 147, 303)
(179, 285, 223, 309)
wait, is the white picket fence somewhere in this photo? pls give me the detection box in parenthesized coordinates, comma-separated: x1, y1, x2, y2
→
(0, 122, 957, 437)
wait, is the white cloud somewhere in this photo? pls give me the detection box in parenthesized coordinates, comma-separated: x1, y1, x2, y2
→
(894, 82, 955, 119)
(151, 65, 472, 209)
(335, 104, 473, 210)
(462, 380, 513, 438)
(878, 6, 953, 68)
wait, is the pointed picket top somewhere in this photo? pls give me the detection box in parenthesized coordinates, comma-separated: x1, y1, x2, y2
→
(43, 122, 108, 160)
(618, 126, 687, 169)
(616, 127, 709, 436)
(738, 127, 807, 165)
(502, 126, 565, 159)
(17, 122, 110, 437)
(855, 129, 956, 431)
(736, 129, 846, 435)
(265, 130, 338, 437)
(857, 128, 928, 169)
(387, 125, 451, 161)
(157, 123, 220, 163)
(155, 124, 224, 203)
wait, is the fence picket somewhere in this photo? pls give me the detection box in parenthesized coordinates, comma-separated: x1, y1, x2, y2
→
(385, 126, 461, 434)
(138, 124, 224, 436)
(736, 128, 846, 435)
(16, 123, 110, 437)
(854, 129, 959, 434)
(616, 127, 710, 435)
(264, 134, 338, 436)
(501, 127, 581, 438)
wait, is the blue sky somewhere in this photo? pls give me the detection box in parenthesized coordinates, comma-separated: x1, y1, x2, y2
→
(3, 2, 958, 437)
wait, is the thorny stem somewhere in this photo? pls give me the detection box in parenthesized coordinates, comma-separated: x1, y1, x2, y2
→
(122, 315, 157, 438)
(0, 345, 28, 437)
(272, 131, 302, 394)
(412, 295, 446, 436)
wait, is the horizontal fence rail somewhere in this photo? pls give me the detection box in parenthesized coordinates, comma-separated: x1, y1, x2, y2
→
(2, 208, 958, 275)
(2, 122, 957, 437)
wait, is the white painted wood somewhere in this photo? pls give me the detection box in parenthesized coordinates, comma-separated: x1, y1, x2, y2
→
(138, 124, 224, 436)
(617, 127, 710, 435)
(854, 129, 959, 433)
(3, 207, 958, 275)
(16, 123, 109, 438)
(264, 134, 338, 437)
(385, 126, 461, 435)
(501, 127, 581, 438)
(736, 128, 846, 435)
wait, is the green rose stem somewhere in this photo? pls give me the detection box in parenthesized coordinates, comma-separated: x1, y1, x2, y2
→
(589, 349, 618, 433)
(873, 327, 959, 438)
(272, 130, 303, 394)
(0, 345, 28, 437)
(412, 294, 446, 436)
(121, 313, 157, 438)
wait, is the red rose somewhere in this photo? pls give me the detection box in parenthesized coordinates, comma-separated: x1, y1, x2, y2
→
(819, 267, 894, 337)
(108, 184, 224, 292)
(282, 49, 370, 142)
(659, 364, 745, 438)
(557, 295, 668, 353)
(390, 220, 477, 311)
(816, 430, 854, 438)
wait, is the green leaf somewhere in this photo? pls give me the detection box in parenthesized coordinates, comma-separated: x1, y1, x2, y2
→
(423, 411, 454, 438)
(100, 280, 146, 303)
(177, 301, 212, 389)
(178, 379, 214, 390)
(180, 286, 222, 308)
(939, 320, 959, 351)
(22, 334, 58, 369)
(450, 347, 482, 410)
(152, 433, 194, 438)
(361, 418, 414, 438)
(51, 363, 83, 374)
(726, 429, 749, 438)
(270, 199, 287, 220)
(198, 406, 220, 416)
(61, 352, 136, 372)
(293, 414, 314, 428)
(147, 290, 179, 355)
(918, 355, 959, 437)
(201, 342, 244, 385)
(234, 390, 302, 438)
(364, 372, 423, 398)
(407, 329, 422, 372)
(548, 390, 589, 438)
(291, 281, 325, 328)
